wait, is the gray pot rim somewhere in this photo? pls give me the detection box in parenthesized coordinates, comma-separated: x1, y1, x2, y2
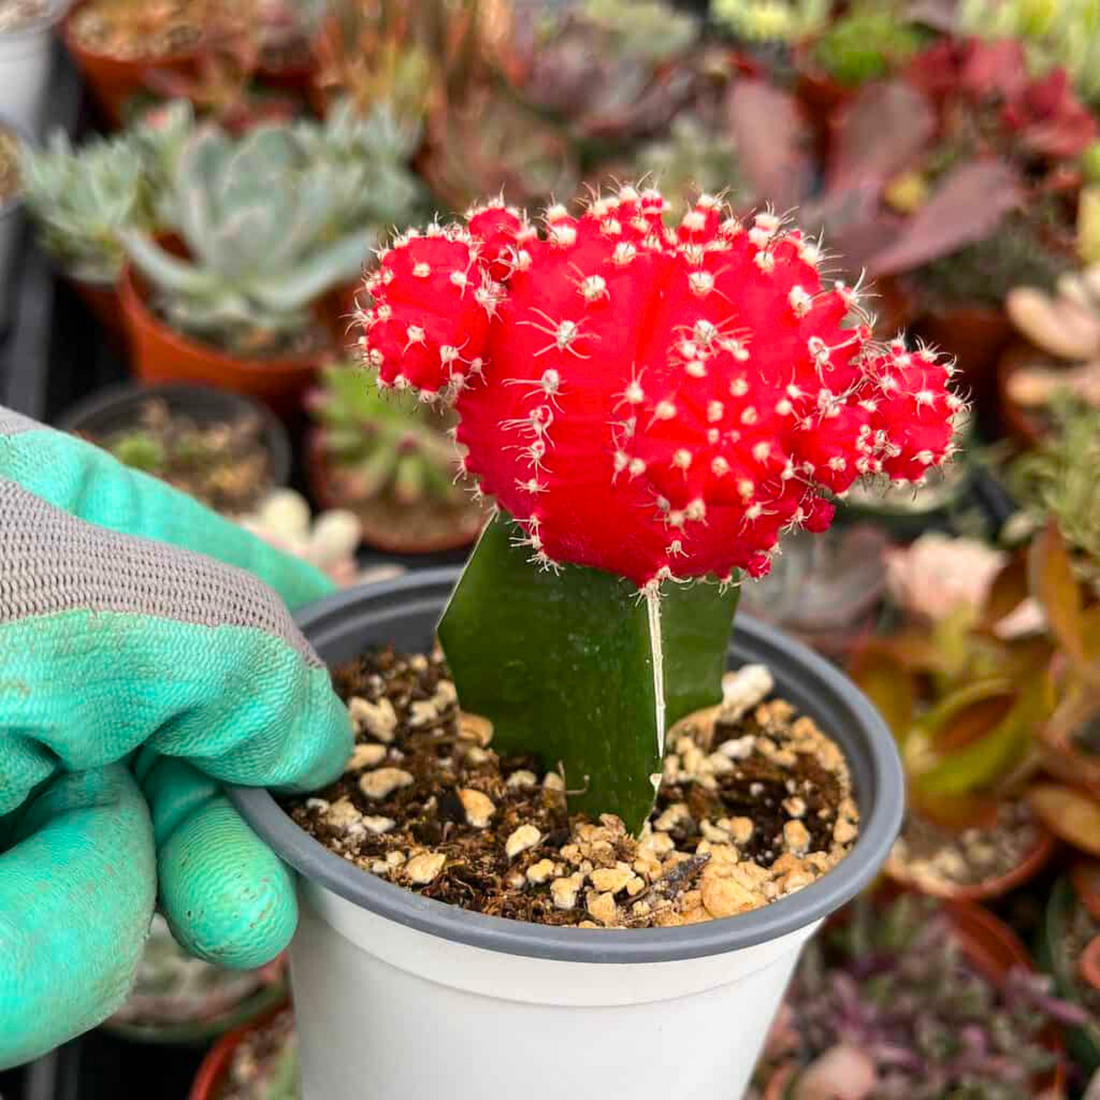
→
(230, 568, 904, 964)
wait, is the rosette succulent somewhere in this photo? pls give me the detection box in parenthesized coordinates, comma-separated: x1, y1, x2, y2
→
(356, 185, 962, 827)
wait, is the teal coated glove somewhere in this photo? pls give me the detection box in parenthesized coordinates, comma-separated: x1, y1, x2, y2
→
(0, 405, 353, 1068)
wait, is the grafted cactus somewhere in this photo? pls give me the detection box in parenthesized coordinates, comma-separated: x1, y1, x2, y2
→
(358, 186, 962, 827)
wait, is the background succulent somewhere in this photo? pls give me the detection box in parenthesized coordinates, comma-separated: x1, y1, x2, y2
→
(119, 120, 392, 354)
(308, 361, 485, 552)
(20, 131, 152, 284)
(711, 0, 829, 43)
(810, 6, 930, 86)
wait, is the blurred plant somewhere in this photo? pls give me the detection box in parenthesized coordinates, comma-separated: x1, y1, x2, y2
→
(496, 0, 702, 153)
(237, 489, 364, 587)
(711, 0, 828, 43)
(67, 0, 206, 60)
(108, 915, 282, 1034)
(20, 132, 147, 284)
(91, 397, 274, 514)
(798, 38, 1093, 290)
(855, 522, 1100, 872)
(809, 6, 929, 87)
(220, 1010, 298, 1100)
(628, 113, 745, 216)
(292, 100, 425, 231)
(754, 893, 1085, 1099)
(1009, 400, 1100, 575)
(0, 128, 18, 206)
(19, 106, 194, 285)
(307, 362, 486, 553)
(118, 122, 385, 354)
(957, 0, 1100, 106)
(138, 5, 302, 134)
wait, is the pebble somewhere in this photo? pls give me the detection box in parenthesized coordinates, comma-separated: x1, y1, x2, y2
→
(505, 824, 542, 859)
(701, 875, 757, 918)
(783, 797, 807, 819)
(408, 700, 439, 728)
(405, 852, 446, 885)
(550, 874, 584, 910)
(589, 866, 634, 894)
(433, 680, 458, 707)
(506, 770, 539, 790)
(347, 696, 397, 743)
(359, 767, 414, 800)
(728, 817, 754, 845)
(718, 735, 755, 760)
(459, 713, 494, 747)
(587, 891, 619, 927)
(325, 797, 365, 836)
(721, 664, 774, 720)
(833, 817, 858, 845)
(526, 859, 556, 885)
(783, 820, 811, 854)
(543, 772, 565, 792)
(362, 815, 395, 835)
(459, 788, 496, 828)
(346, 743, 387, 771)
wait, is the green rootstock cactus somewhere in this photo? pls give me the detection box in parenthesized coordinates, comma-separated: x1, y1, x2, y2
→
(311, 362, 467, 513)
(118, 122, 378, 355)
(358, 187, 963, 829)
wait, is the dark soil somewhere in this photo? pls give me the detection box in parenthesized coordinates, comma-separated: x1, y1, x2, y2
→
(83, 397, 273, 514)
(287, 648, 858, 929)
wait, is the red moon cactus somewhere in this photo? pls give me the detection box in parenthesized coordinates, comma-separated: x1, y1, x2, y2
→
(359, 186, 962, 588)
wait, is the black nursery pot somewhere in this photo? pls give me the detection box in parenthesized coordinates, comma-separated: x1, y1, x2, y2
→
(56, 382, 293, 491)
(228, 570, 905, 1100)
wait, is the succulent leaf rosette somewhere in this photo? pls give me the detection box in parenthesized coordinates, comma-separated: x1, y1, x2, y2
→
(357, 186, 963, 829)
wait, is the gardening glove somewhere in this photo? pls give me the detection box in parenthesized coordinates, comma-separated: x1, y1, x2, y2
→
(0, 405, 353, 1068)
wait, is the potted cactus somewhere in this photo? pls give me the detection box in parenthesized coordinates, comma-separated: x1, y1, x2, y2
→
(306, 360, 486, 555)
(189, 1006, 295, 1100)
(227, 184, 962, 1100)
(62, 0, 206, 125)
(58, 383, 291, 516)
(116, 115, 414, 416)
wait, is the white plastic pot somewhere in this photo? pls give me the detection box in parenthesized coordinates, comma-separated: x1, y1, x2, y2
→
(0, 0, 69, 137)
(232, 570, 904, 1100)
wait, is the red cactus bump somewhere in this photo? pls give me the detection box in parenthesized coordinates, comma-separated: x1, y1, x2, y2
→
(358, 188, 963, 587)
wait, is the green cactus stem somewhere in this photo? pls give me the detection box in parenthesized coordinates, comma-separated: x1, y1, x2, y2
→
(439, 512, 738, 833)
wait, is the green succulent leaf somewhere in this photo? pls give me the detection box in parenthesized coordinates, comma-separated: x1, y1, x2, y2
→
(438, 512, 738, 833)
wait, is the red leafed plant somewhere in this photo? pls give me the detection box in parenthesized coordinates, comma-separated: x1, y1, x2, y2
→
(355, 185, 963, 828)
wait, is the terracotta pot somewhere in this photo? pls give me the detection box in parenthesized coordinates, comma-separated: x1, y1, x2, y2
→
(61, 1, 198, 127)
(71, 276, 128, 351)
(305, 431, 485, 555)
(119, 261, 325, 421)
(187, 1000, 290, 1100)
(884, 820, 1058, 902)
(912, 304, 1014, 431)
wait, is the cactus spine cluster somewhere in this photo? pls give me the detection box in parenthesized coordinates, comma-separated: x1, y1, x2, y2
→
(359, 186, 962, 590)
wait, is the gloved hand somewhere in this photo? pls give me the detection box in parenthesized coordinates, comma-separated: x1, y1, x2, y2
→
(0, 405, 353, 1068)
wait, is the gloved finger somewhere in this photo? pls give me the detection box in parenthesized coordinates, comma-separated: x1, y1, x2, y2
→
(1, 407, 333, 611)
(1, 469, 355, 813)
(140, 757, 296, 969)
(0, 766, 155, 1069)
